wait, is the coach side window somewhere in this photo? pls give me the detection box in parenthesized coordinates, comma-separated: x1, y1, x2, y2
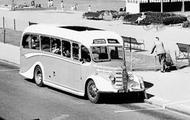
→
(72, 43, 79, 60)
(51, 38, 61, 55)
(22, 34, 31, 48)
(81, 45, 91, 62)
(41, 36, 51, 52)
(31, 35, 40, 50)
(62, 40, 71, 58)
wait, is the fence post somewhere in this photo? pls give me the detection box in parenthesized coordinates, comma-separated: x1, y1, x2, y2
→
(188, 49, 190, 66)
(3, 16, 6, 43)
(129, 37, 133, 71)
(14, 18, 16, 30)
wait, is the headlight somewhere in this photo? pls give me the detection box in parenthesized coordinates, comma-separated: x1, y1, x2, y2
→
(109, 74, 116, 84)
(129, 74, 145, 90)
(128, 74, 134, 81)
(137, 76, 145, 89)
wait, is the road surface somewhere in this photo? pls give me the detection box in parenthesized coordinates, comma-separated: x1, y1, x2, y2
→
(0, 61, 189, 120)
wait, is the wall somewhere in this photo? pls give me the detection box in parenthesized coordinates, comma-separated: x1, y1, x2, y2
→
(126, 3, 140, 13)
(0, 42, 20, 65)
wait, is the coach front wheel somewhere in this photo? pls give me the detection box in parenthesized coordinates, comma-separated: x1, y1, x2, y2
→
(34, 65, 43, 87)
(87, 80, 100, 103)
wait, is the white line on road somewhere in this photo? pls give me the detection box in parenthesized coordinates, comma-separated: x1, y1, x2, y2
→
(52, 114, 70, 120)
(163, 99, 190, 106)
(0, 69, 19, 72)
(114, 108, 165, 113)
(69, 99, 85, 105)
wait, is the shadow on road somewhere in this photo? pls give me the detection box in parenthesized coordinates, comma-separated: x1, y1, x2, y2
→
(144, 81, 155, 99)
(0, 117, 5, 120)
(0, 61, 19, 70)
(99, 93, 145, 104)
(24, 78, 156, 104)
(144, 81, 154, 90)
(24, 78, 84, 100)
(25, 78, 35, 84)
(99, 81, 155, 104)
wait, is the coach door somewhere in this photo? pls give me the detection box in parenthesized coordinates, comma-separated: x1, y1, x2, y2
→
(70, 42, 83, 91)
(80, 45, 92, 90)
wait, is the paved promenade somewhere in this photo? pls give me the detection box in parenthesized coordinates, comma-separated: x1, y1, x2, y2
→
(134, 68, 190, 115)
(0, 42, 20, 65)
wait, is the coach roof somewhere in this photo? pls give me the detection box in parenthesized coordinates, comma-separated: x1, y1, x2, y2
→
(23, 24, 123, 47)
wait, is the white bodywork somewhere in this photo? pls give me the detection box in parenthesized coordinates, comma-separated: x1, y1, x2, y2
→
(20, 24, 145, 97)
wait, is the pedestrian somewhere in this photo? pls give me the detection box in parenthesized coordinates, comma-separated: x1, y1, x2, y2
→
(60, 0, 64, 11)
(74, 1, 78, 10)
(136, 12, 146, 25)
(50, 0, 54, 7)
(151, 37, 166, 72)
(31, 0, 35, 7)
(88, 5, 91, 12)
(47, 0, 51, 8)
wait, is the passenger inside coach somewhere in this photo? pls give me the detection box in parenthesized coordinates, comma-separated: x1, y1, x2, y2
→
(81, 45, 91, 62)
(52, 43, 61, 54)
(62, 41, 71, 58)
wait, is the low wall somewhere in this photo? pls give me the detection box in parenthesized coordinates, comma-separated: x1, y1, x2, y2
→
(0, 42, 20, 65)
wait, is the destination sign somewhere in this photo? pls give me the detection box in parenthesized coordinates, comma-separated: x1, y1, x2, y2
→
(107, 39, 119, 44)
(93, 39, 106, 44)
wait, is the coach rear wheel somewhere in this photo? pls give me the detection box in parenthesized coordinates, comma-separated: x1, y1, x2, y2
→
(34, 66, 43, 87)
(87, 80, 100, 103)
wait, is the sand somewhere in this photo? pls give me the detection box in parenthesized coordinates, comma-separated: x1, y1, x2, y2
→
(0, 0, 125, 11)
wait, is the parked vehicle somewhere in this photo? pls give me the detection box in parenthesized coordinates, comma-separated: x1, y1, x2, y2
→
(20, 24, 146, 103)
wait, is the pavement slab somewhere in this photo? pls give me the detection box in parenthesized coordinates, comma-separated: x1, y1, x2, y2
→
(134, 67, 190, 116)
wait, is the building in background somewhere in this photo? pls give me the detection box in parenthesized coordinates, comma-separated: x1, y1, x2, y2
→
(126, 0, 190, 13)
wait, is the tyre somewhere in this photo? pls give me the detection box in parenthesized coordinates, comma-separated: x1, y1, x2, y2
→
(34, 65, 43, 87)
(87, 80, 100, 103)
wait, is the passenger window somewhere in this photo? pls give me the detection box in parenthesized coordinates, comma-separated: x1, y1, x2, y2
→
(72, 43, 79, 60)
(41, 36, 51, 52)
(22, 34, 31, 48)
(51, 38, 61, 55)
(81, 45, 91, 62)
(31, 35, 40, 50)
(62, 40, 71, 58)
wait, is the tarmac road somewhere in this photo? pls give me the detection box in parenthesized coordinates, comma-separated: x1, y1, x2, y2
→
(0, 61, 190, 120)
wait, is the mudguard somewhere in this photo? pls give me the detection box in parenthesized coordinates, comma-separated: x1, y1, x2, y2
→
(87, 75, 118, 93)
(20, 62, 45, 80)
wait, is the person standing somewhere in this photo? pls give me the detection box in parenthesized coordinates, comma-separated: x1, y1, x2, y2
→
(48, 0, 54, 7)
(60, 0, 64, 11)
(74, 0, 78, 10)
(47, 0, 51, 8)
(31, 0, 35, 7)
(151, 37, 166, 72)
(50, 0, 54, 7)
(88, 5, 91, 12)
